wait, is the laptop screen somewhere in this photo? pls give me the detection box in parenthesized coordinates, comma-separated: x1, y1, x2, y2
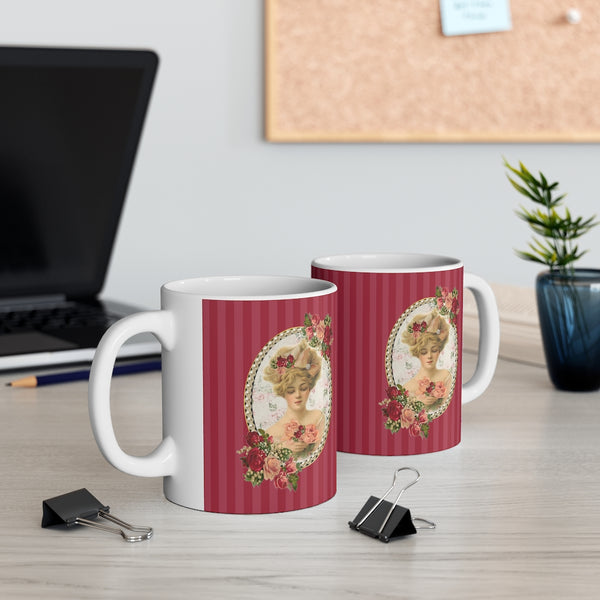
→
(0, 47, 158, 300)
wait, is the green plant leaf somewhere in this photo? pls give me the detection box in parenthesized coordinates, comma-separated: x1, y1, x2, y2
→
(507, 177, 539, 202)
(505, 159, 598, 272)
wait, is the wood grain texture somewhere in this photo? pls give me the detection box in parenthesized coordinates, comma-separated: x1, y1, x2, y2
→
(266, 0, 600, 142)
(1, 357, 599, 599)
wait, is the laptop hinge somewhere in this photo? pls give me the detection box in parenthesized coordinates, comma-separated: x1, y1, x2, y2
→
(0, 294, 68, 311)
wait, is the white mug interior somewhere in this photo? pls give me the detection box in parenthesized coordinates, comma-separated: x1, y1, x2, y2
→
(312, 253, 462, 273)
(164, 275, 335, 299)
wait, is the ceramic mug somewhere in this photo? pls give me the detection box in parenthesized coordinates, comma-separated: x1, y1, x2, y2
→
(311, 253, 499, 455)
(88, 276, 337, 514)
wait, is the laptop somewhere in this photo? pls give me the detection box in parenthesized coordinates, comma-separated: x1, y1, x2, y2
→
(0, 46, 161, 371)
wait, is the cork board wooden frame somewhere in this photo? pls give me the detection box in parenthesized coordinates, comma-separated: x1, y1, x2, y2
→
(265, 0, 600, 142)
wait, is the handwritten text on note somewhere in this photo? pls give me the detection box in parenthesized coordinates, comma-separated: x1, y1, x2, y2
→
(440, 0, 512, 36)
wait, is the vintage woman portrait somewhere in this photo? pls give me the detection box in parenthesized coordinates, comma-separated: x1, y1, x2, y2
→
(242, 314, 333, 490)
(383, 289, 459, 437)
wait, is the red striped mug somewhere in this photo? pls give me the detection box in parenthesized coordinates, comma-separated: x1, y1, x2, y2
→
(89, 276, 337, 513)
(312, 254, 499, 455)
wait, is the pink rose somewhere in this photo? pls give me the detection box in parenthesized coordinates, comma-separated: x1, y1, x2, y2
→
(247, 447, 266, 472)
(417, 378, 431, 395)
(386, 399, 402, 421)
(263, 456, 281, 480)
(417, 409, 428, 424)
(273, 471, 289, 489)
(246, 431, 262, 447)
(301, 423, 319, 444)
(445, 296, 454, 310)
(311, 314, 320, 326)
(306, 326, 314, 340)
(283, 420, 300, 440)
(316, 322, 326, 341)
(433, 381, 447, 398)
(408, 423, 422, 437)
(284, 457, 297, 474)
(400, 407, 416, 429)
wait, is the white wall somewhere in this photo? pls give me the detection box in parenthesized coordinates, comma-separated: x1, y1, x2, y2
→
(6, 1, 600, 309)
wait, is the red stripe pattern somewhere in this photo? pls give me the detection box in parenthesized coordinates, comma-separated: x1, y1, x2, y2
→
(312, 266, 463, 456)
(202, 294, 337, 513)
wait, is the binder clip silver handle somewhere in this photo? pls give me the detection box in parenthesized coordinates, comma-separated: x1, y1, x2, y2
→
(356, 466, 421, 534)
(349, 467, 436, 542)
(75, 510, 153, 543)
(42, 488, 153, 543)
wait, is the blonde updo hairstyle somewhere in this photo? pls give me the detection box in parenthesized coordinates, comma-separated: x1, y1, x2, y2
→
(401, 310, 449, 358)
(263, 339, 322, 398)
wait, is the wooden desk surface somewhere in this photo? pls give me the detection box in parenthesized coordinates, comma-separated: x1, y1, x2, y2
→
(1, 356, 599, 599)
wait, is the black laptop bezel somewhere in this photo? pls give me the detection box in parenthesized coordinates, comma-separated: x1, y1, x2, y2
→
(0, 46, 158, 300)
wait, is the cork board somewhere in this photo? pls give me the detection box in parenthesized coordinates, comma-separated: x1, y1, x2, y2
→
(265, 0, 600, 142)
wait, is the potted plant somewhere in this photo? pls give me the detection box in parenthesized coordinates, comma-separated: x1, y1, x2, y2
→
(504, 159, 600, 391)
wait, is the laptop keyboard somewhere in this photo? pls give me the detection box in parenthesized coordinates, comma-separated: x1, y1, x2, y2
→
(0, 303, 120, 334)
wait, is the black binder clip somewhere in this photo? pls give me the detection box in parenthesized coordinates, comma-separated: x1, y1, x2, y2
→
(42, 488, 153, 543)
(348, 467, 435, 543)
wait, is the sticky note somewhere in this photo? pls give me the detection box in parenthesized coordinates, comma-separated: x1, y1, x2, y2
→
(440, 0, 512, 36)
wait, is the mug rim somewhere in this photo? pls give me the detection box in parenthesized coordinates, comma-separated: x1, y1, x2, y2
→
(162, 275, 337, 300)
(311, 252, 463, 273)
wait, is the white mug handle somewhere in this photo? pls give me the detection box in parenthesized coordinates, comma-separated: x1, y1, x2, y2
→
(462, 273, 500, 404)
(88, 310, 177, 476)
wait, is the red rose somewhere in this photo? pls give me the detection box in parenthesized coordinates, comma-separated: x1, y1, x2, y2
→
(246, 430, 262, 447)
(386, 400, 402, 421)
(413, 321, 427, 333)
(387, 386, 400, 399)
(247, 447, 266, 472)
(323, 325, 332, 344)
(293, 425, 305, 440)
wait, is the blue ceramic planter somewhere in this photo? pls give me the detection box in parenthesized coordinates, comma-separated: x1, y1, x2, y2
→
(536, 269, 600, 391)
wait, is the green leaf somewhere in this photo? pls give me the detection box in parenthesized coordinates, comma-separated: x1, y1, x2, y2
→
(505, 158, 597, 270)
(507, 177, 539, 202)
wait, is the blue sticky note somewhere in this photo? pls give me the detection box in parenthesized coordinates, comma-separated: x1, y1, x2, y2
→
(440, 0, 512, 36)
